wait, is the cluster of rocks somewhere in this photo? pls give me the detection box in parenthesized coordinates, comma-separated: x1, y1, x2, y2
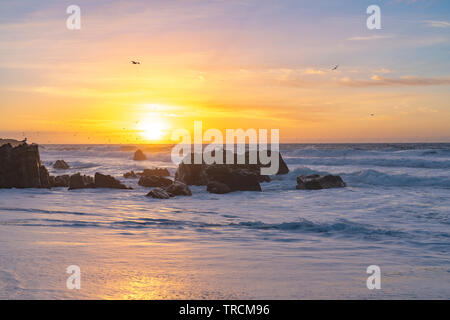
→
(1, 143, 347, 196)
(146, 182, 192, 199)
(173, 150, 289, 194)
(123, 168, 170, 179)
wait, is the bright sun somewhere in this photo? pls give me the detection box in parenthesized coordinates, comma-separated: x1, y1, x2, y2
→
(137, 118, 167, 141)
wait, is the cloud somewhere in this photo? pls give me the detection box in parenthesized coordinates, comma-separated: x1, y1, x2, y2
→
(339, 75, 450, 87)
(424, 20, 450, 28)
(347, 35, 395, 41)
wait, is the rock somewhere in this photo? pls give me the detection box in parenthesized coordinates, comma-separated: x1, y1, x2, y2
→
(39, 166, 51, 188)
(94, 173, 131, 189)
(296, 174, 346, 190)
(51, 175, 70, 187)
(146, 187, 172, 199)
(174, 149, 288, 188)
(53, 160, 70, 170)
(165, 181, 192, 196)
(68, 173, 95, 190)
(123, 171, 138, 178)
(206, 181, 231, 194)
(205, 165, 262, 192)
(133, 149, 147, 161)
(138, 175, 172, 188)
(174, 161, 208, 185)
(138, 168, 170, 177)
(0, 143, 50, 188)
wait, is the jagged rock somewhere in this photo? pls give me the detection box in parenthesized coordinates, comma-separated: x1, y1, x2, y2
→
(296, 174, 346, 190)
(68, 173, 95, 190)
(205, 165, 261, 192)
(0, 143, 50, 188)
(138, 175, 172, 188)
(206, 181, 231, 194)
(165, 181, 192, 196)
(53, 160, 70, 170)
(174, 149, 288, 188)
(175, 161, 208, 185)
(138, 168, 170, 177)
(39, 166, 51, 188)
(146, 187, 172, 199)
(94, 173, 131, 189)
(123, 171, 138, 178)
(50, 175, 70, 187)
(133, 149, 147, 161)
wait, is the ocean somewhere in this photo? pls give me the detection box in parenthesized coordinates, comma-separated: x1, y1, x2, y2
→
(0, 143, 449, 299)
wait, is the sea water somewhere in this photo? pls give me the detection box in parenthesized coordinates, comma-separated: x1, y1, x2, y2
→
(0, 143, 449, 299)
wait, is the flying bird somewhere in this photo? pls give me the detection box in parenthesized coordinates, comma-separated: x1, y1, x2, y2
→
(131, 61, 140, 65)
(331, 65, 339, 70)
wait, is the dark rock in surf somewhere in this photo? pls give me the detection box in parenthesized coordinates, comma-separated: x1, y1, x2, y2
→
(174, 149, 288, 189)
(146, 187, 172, 199)
(296, 174, 346, 190)
(138, 168, 170, 177)
(39, 166, 51, 189)
(68, 173, 95, 190)
(138, 175, 172, 188)
(53, 160, 70, 170)
(123, 171, 138, 178)
(94, 172, 131, 189)
(165, 181, 192, 196)
(0, 143, 51, 188)
(205, 165, 261, 192)
(133, 149, 147, 161)
(50, 175, 70, 187)
(206, 181, 231, 194)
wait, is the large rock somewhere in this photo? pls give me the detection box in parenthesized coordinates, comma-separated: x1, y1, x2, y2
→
(296, 174, 346, 190)
(175, 161, 208, 185)
(138, 175, 172, 188)
(68, 173, 95, 190)
(0, 143, 50, 188)
(39, 166, 51, 188)
(133, 149, 147, 161)
(205, 165, 261, 192)
(94, 173, 131, 189)
(206, 181, 231, 194)
(146, 187, 172, 199)
(53, 160, 70, 170)
(165, 181, 192, 196)
(50, 175, 70, 187)
(174, 149, 288, 188)
(138, 168, 170, 177)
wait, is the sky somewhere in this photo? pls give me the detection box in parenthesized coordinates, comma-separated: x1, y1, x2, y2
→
(0, 0, 449, 144)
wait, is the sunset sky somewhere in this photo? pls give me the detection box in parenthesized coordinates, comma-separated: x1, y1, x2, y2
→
(0, 0, 449, 143)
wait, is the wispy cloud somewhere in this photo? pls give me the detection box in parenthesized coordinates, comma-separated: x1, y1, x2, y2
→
(347, 35, 395, 41)
(424, 20, 450, 28)
(339, 75, 450, 87)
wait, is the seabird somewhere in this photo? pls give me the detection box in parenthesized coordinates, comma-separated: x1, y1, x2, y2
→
(331, 64, 339, 70)
(131, 61, 140, 65)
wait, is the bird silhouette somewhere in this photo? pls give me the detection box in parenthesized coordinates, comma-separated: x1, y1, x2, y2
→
(131, 61, 140, 65)
(331, 65, 339, 70)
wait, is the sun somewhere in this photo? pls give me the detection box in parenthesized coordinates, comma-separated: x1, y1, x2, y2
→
(137, 118, 168, 141)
